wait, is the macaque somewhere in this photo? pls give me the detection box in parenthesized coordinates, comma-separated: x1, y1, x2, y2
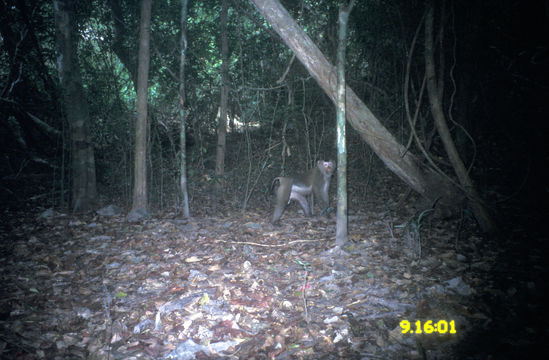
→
(271, 160, 335, 224)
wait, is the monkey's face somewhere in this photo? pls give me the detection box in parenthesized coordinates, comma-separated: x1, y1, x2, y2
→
(320, 160, 335, 175)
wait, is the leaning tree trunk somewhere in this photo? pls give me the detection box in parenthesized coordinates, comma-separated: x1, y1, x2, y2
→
(131, 0, 152, 212)
(250, 0, 462, 216)
(54, 0, 97, 212)
(424, 2, 494, 232)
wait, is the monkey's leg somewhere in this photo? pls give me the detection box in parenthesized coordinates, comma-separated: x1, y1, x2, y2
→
(272, 178, 292, 224)
(291, 193, 311, 217)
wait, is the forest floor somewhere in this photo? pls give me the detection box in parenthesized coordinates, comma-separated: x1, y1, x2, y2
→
(0, 175, 546, 359)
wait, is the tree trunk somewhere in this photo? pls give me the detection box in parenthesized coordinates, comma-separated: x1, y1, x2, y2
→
(179, 0, 191, 218)
(424, 2, 494, 232)
(250, 0, 462, 215)
(335, 1, 354, 247)
(132, 0, 152, 212)
(53, 0, 97, 213)
(215, 0, 229, 191)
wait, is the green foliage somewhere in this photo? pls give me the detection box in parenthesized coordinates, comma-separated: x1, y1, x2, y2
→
(0, 0, 462, 208)
(115, 291, 128, 299)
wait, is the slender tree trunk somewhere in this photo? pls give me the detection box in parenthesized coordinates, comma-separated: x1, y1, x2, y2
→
(179, 0, 190, 217)
(424, 2, 494, 232)
(335, 1, 354, 247)
(132, 0, 151, 212)
(53, 0, 97, 212)
(215, 0, 229, 191)
(250, 0, 462, 215)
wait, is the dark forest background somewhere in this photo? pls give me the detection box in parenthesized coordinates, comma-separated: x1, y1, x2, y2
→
(1, 0, 547, 221)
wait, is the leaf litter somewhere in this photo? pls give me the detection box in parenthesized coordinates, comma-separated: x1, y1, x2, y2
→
(0, 201, 507, 359)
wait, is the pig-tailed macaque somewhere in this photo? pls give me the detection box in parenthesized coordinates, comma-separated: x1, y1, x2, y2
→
(271, 160, 335, 224)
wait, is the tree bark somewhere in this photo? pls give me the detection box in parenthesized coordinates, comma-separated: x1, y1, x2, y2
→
(132, 0, 152, 212)
(335, 1, 354, 247)
(250, 0, 462, 214)
(215, 0, 229, 191)
(424, 2, 494, 232)
(179, 0, 191, 218)
(53, 0, 97, 212)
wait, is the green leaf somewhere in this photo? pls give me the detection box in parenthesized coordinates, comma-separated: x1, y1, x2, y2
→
(200, 293, 210, 305)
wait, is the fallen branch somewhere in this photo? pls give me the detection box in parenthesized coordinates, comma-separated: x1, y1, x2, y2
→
(215, 239, 321, 247)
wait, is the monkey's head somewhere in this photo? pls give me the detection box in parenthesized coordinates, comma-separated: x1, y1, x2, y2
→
(318, 160, 335, 175)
